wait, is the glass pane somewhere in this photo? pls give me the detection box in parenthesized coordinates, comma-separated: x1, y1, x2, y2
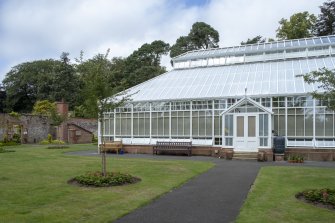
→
(264, 114, 268, 136)
(248, 116, 256, 137)
(237, 116, 244, 137)
(225, 115, 234, 136)
(314, 38, 322, 44)
(259, 114, 264, 136)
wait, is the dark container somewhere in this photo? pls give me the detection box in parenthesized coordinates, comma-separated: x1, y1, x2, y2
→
(273, 136, 285, 154)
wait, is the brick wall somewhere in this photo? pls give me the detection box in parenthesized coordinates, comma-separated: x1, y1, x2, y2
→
(68, 124, 93, 144)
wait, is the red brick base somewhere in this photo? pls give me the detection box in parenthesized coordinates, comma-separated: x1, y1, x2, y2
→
(122, 145, 335, 161)
(285, 148, 335, 161)
(123, 144, 222, 156)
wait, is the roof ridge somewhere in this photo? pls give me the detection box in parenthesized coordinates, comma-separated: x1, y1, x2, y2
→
(172, 35, 335, 60)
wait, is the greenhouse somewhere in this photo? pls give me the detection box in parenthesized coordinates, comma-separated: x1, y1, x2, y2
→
(100, 35, 335, 153)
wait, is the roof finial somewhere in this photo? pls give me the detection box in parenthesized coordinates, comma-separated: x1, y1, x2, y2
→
(245, 87, 247, 98)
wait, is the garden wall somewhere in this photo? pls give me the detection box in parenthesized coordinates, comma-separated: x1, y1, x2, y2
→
(0, 113, 51, 143)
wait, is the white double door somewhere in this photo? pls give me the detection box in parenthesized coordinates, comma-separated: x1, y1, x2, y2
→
(234, 114, 258, 152)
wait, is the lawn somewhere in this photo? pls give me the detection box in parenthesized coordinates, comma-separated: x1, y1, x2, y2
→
(0, 144, 214, 223)
(236, 166, 335, 223)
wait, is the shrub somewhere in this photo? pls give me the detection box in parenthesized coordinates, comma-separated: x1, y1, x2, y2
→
(12, 133, 21, 144)
(92, 134, 98, 143)
(51, 139, 65, 144)
(297, 188, 335, 208)
(0, 141, 20, 146)
(9, 111, 20, 118)
(288, 155, 304, 163)
(47, 134, 52, 144)
(39, 140, 50, 145)
(47, 145, 69, 149)
(0, 146, 15, 153)
(72, 171, 140, 187)
(40, 139, 65, 145)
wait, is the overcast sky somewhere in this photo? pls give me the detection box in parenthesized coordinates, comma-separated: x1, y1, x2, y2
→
(0, 0, 326, 82)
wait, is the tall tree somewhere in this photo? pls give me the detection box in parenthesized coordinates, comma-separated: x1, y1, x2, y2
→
(241, 35, 266, 45)
(316, 0, 335, 36)
(170, 22, 220, 58)
(123, 40, 169, 88)
(276, 11, 317, 40)
(303, 68, 335, 110)
(78, 49, 131, 176)
(2, 60, 59, 112)
(189, 22, 219, 49)
(52, 52, 83, 110)
(2, 53, 82, 113)
(170, 36, 194, 58)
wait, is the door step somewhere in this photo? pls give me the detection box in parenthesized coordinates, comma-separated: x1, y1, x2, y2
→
(232, 152, 258, 160)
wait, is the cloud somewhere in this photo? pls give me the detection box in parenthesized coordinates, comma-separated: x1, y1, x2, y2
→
(0, 0, 325, 81)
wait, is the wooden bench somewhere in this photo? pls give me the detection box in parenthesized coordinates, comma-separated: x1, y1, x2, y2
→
(101, 141, 123, 154)
(153, 141, 192, 156)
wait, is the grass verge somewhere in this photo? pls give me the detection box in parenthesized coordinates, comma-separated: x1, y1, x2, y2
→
(0, 144, 213, 223)
(236, 166, 335, 223)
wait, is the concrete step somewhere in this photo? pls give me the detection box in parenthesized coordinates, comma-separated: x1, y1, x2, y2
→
(232, 152, 258, 160)
(232, 157, 258, 160)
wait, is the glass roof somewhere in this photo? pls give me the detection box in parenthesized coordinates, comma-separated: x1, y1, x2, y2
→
(126, 56, 335, 102)
(172, 35, 335, 62)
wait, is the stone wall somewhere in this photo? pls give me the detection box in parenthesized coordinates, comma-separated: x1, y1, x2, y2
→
(0, 113, 51, 143)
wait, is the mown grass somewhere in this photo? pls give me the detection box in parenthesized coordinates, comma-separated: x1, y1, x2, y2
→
(236, 166, 335, 223)
(0, 144, 214, 223)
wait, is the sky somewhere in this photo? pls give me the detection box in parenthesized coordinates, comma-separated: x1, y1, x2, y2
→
(0, 0, 326, 82)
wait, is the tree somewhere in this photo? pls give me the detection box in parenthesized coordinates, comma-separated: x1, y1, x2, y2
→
(170, 22, 219, 58)
(316, 0, 335, 36)
(51, 52, 83, 110)
(276, 11, 317, 40)
(122, 40, 169, 88)
(170, 36, 195, 58)
(78, 49, 132, 176)
(32, 100, 65, 126)
(241, 35, 266, 45)
(2, 60, 59, 112)
(303, 68, 335, 110)
(2, 53, 82, 113)
(189, 22, 219, 49)
(32, 100, 56, 116)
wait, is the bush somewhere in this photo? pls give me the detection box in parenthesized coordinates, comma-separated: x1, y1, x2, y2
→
(71, 171, 140, 187)
(12, 133, 21, 144)
(47, 145, 69, 149)
(39, 140, 50, 145)
(92, 135, 98, 143)
(51, 140, 65, 145)
(288, 155, 304, 163)
(297, 188, 335, 208)
(0, 141, 20, 146)
(9, 111, 20, 118)
(48, 134, 52, 144)
(40, 139, 65, 145)
(0, 146, 15, 153)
